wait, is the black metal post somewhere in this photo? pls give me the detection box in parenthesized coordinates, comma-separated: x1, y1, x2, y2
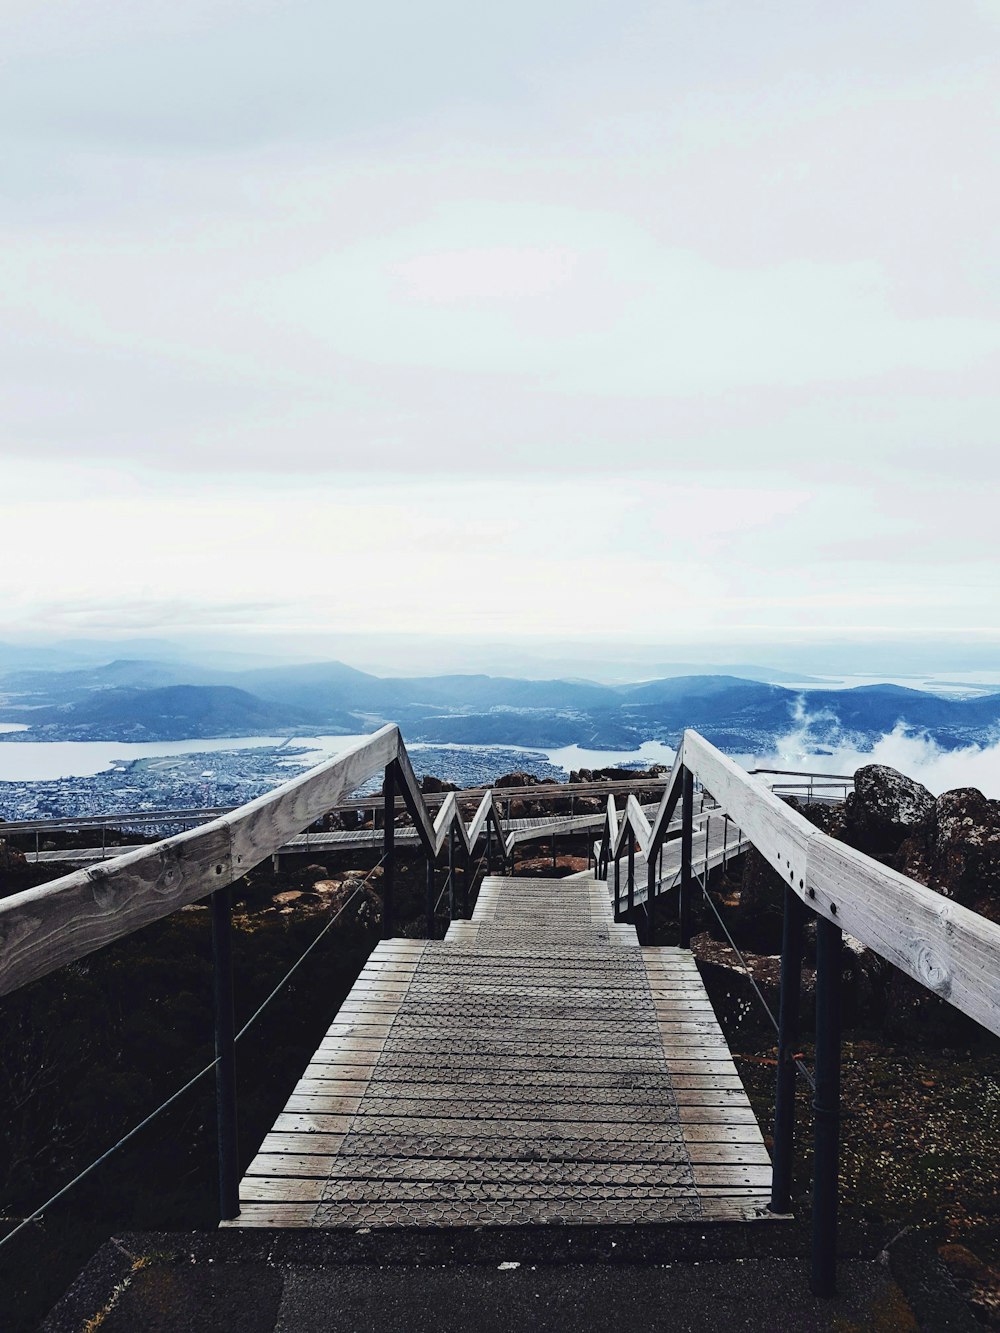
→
(382, 762, 395, 940)
(448, 825, 456, 920)
(705, 814, 711, 872)
(646, 854, 656, 945)
(811, 915, 843, 1297)
(486, 822, 493, 874)
(552, 833, 557, 872)
(462, 843, 471, 919)
(770, 886, 806, 1213)
(679, 768, 693, 948)
(211, 886, 239, 1221)
(613, 855, 621, 920)
(627, 839, 635, 913)
(425, 853, 436, 939)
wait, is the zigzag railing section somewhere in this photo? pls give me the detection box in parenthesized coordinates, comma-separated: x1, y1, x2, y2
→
(0, 723, 534, 998)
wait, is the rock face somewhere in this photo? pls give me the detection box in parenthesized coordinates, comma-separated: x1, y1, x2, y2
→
(495, 771, 542, 788)
(732, 846, 787, 952)
(896, 787, 1000, 921)
(0, 840, 27, 872)
(843, 768, 1000, 1032)
(844, 764, 936, 857)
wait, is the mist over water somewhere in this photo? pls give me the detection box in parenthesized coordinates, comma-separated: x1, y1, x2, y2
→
(751, 702, 1000, 799)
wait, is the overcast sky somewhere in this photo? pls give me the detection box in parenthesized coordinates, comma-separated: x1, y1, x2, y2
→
(2, 1, 998, 661)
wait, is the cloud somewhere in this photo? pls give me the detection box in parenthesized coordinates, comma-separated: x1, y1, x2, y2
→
(1, 1, 998, 645)
(754, 708, 1000, 799)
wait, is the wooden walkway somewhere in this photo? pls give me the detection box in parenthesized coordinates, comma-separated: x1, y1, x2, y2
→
(23, 809, 644, 868)
(227, 870, 773, 1229)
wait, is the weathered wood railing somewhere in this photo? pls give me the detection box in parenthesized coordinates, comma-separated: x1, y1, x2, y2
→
(600, 728, 1000, 1296)
(0, 724, 549, 1229)
(0, 724, 520, 999)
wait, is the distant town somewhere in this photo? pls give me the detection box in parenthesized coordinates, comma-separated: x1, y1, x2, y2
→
(0, 742, 569, 827)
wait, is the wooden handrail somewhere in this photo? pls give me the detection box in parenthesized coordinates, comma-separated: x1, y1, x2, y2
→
(606, 729, 1000, 1038)
(0, 724, 507, 998)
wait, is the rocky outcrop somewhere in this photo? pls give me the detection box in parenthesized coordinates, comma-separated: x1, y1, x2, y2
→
(569, 764, 670, 784)
(420, 774, 458, 794)
(731, 846, 787, 952)
(808, 767, 999, 1035)
(844, 764, 936, 857)
(495, 771, 542, 788)
(895, 787, 1000, 921)
(0, 840, 27, 873)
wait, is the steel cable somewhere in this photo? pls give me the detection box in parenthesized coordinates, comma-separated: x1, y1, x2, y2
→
(0, 853, 388, 1253)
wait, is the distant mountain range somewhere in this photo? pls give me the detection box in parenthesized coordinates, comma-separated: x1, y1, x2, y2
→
(2, 656, 1000, 752)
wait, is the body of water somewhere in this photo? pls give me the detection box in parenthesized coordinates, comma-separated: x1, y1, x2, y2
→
(0, 735, 297, 781)
(0, 732, 679, 784)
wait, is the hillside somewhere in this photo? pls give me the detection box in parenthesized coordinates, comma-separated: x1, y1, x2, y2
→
(2, 685, 323, 741)
(2, 658, 1000, 749)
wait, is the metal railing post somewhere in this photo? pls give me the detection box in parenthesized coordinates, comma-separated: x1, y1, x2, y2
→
(704, 814, 711, 874)
(381, 762, 395, 940)
(448, 825, 456, 919)
(770, 885, 806, 1213)
(679, 768, 694, 948)
(462, 842, 471, 919)
(811, 915, 843, 1297)
(486, 821, 493, 874)
(613, 854, 622, 920)
(425, 853, 436, 939)
(646, 853, 656, 945)
(211, 886, 239, 1221)
(551, 832, 557, 872)
(627, 839, 635, 913)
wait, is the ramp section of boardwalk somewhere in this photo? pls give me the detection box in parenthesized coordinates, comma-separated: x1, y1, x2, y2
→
(228, 874, 772, 1227)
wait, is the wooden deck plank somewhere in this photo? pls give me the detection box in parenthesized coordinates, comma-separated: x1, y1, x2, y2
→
(228, 872, 775, 1229)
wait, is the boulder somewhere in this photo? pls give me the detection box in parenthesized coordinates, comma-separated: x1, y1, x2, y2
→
(273, 890, 304, 907)
(896, 786, 1000, 920)
(732, 846, 787, 952)
(420, 774, 458, 794)
(795, 797, 848, 841)
(844, 764, 935, 857)
(496, 771, 541, 788)
(873, 783, 1000, 1036)
(573, 797, 603, 815)
(0, 840, 27, 872)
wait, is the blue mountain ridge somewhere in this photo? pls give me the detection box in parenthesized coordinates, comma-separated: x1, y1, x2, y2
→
(1, 659, 999, 750)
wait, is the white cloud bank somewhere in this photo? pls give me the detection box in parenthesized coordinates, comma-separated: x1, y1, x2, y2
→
(752, 711, 1000, 800)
